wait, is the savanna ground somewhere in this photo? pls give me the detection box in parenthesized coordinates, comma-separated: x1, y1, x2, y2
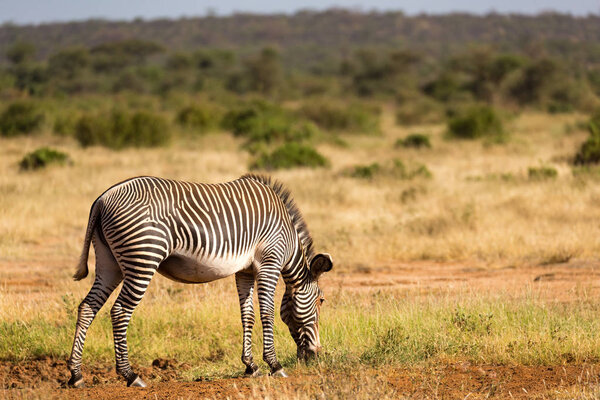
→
(2, 109, 600, 399)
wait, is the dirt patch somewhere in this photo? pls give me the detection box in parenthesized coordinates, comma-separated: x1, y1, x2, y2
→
(1, 359, 598, 399)
(328, 260, 600, 302)
(0, 357, 184, 391)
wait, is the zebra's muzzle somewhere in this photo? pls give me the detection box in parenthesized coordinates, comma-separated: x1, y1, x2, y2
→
(297, 344, 321, 361)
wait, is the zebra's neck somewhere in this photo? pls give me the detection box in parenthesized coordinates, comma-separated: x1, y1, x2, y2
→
(281, 241, 312, 292)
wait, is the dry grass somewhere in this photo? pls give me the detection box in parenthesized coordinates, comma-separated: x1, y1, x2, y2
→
(0, 110, 596, 268)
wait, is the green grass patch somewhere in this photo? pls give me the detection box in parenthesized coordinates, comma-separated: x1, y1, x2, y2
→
(528, 166, 558, 181)
(346, 159, 432, 180)
(1, 290, 599, 377)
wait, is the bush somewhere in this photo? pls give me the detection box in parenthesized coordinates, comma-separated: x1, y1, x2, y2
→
(222, 101, 318, 146)
(395, 134, 431, 149)
(251, 143, 328, 170)
(0, 102, 44, 137)
(348, 163, 381, 179)
(346, 159, 432, 180)
(19, 147, 70, 170)
(298, 102, 380, 134)
(75, 110, 170, 149)
(574, 112, 600, 165)
(176, 104, 221, 133)
(447, 105, 504, 140)
(528, 166, 558, 181)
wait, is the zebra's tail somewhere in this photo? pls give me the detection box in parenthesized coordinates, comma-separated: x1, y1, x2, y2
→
(73, 199, 102, 281)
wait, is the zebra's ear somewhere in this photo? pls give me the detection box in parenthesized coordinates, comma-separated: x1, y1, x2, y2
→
(310, 253, 333, 279)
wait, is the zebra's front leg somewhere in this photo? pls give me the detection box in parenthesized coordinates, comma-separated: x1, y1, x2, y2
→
(110, 266, 158, 387)
(235, 270, 260, 376)
(256, 265, 287, 377)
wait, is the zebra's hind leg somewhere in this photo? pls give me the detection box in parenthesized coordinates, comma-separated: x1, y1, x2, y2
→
(110, 262, 159, 387)
(235, 270, 260, 377)
(68, 239, 123, 388)
(256, 264, 287, 377)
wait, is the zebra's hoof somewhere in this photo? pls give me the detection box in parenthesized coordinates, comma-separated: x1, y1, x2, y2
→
(127, 375, 147, 387)
(67, 374, 84, 388)
(245, 364, 262, 377)
(271, 368, 288, 378)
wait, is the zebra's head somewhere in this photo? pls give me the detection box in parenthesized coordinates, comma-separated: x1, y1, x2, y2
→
(280, 253, 333, 361)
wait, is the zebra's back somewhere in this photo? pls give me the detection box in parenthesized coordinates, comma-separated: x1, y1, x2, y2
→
(97, 176, 296, 283)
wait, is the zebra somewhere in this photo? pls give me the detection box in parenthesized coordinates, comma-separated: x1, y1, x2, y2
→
(67, 174, 333, 388)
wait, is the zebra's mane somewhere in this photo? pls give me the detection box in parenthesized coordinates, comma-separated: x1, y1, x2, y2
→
(241, 173, 315, 262)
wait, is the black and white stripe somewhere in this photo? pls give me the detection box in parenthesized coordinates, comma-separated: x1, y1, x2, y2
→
(67, 174, 333, 387)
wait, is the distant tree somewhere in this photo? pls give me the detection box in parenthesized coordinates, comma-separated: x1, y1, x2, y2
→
(509, 58, 558, 104)
(48, 47, 89, 79)
(90, 39, 164, 72)
(165, 52, 193, 71)
(244, 47, 282, 95)
(5, 42, 35, 65)
(346, 49, 420, 97)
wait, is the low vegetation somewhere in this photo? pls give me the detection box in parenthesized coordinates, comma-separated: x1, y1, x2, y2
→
(75, 110, 170, 149)
(222, 101, 319, 148)
(0, 101, 44, 137)
(395, 133, 431, 149)
(528, 166, 558, 181)
(346, 159, 432, 180)
(298, 102, 381, 134)
(251, 143, 328, 170)
(1, 288, 599, 373)
(574, 112, 600, 165)
(175, 104, 222, 133)
(447, 105, 504, 140)
(19, 147, 71, 171)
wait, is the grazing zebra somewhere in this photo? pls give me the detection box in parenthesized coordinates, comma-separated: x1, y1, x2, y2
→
(67, 174, 333, 388)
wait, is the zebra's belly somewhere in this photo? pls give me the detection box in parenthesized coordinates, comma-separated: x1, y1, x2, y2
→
(157, 251, 253, 284)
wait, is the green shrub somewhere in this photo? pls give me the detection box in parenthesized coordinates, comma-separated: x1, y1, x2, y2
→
(348, 163, 381, 179)
(395, 134, 431, 149)
(528, 166, 558, 181)
(251, 143, 328, 170)
(75, 110, 170, 149)
(0, 101, 44, 137)
(447, 105, 504, 140)
(346, 159, 432, 180)
(19, 147, 70, 170)
(222, 101, 318, 146)
(298, 102, 380, 134)
(574, 112, 600, 165)
(176, 104, 221, 133)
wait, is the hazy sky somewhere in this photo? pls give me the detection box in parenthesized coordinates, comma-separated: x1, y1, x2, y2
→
(0, 0, 598, 25)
